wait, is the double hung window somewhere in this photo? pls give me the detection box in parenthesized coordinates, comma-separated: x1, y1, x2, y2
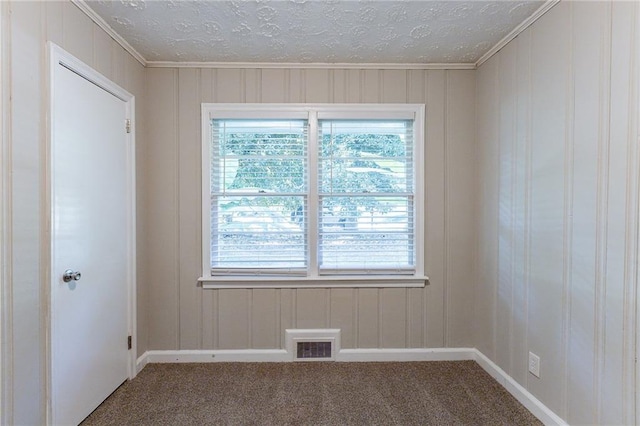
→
(201, 104, 425, 287)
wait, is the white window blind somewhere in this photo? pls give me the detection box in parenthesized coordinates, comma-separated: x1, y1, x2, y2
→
(318, 119, 415, 274)
(210, 119, 308, 274)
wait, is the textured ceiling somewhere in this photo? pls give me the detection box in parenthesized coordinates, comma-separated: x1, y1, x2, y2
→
(87, 0, 545, 64)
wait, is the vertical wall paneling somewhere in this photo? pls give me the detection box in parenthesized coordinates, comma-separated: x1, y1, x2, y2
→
(420, 71, 429, 349)
(567, 3, 600, 423)
(216, 290, 249, 349)
(632, 4, 640, 424)
(407, 287, 424, 347)
(295, 288, 327, 329)
(213, 289, 220, 349)
(286, 69, 302, 103)
(279, 289, 294, 348)
(626, 4, 640, 425)
(560, 4, 575, 417)
(146, 67, 476, 353)
(110, 44, 126, 90)
(496, 42, 515, 374)
(305, 69, 330, 103)
(261, 69, 285, 103)
(325, 291, 331, 332)
(62, 1, 92, 66)
(147, 69, 475, 356)
(356, 288, 379, 348)
(177, 68, 202, 349)
(377, 289, 384, 349)
(45, 1, 63, 46)
(216, 289, 251, 349)
(92, 24, 111, 78)
(475, 1, 639, 423)
(346, 69, 361, 103)
(424, 70, 446, 347)
(329, 288, 353, 348)
(380, 288, 406, 347)
(406, 70, 424, 104)
(251, 290, 278, 349)
(146, 69, 179, 350)
(201, 68, 214, 103)
(528, 3, 570, 414)
(445, 70, 476, 347)
(594, 2, 612, 423)
(332, 70, 347, 103)
(603, 2, 636, 423)
(361, 70, 381, 103)
(382, 70, 407, 103)
(129, 53, 148, 357)
(244, 69, 260, 103)
(475, 60, 498, 358)
(1, 2, 14, 424)
(511, 30, 532, 386)
(215, 69, 242, 103)
(200, 68, 215, 348)
(10, 3, 43, 423)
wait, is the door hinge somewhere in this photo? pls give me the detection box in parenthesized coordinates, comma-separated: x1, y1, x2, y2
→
(127, 335, 132, 350)
(125, 119, 131, 134)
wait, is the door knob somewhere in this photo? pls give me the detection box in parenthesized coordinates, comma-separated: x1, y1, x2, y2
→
(63, 269, 82, 282)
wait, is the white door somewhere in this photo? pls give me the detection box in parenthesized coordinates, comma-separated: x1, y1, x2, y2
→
(51, 58, 131, 425)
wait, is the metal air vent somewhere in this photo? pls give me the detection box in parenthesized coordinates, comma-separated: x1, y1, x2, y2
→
(296, 341, 333, 359)
(286, 329, 341, 362)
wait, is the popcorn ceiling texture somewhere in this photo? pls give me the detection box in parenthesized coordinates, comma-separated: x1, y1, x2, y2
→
(87, 0, 544, 63)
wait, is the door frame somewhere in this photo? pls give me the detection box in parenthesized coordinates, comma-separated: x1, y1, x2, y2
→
(46, 42, 137, 423)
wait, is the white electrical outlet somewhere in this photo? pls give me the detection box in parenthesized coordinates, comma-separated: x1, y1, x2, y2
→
(528, 352, 540, 378)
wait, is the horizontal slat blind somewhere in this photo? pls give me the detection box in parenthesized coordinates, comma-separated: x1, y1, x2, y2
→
(210, 119, 308, 272)
(318, 120, 415, 273)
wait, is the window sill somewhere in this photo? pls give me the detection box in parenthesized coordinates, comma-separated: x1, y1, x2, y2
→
(198, 275, 428, 289)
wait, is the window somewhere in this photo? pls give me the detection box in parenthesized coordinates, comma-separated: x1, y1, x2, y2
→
(201, 104, 425, 288)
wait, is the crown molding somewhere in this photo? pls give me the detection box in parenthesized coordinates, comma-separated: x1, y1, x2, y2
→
(475, 0, 560, 68)
(71, 0, 147, 66)
(144, 61, 476, 70)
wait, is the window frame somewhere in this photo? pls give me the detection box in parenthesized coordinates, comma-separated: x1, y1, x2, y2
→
(200, 103, 426, 289)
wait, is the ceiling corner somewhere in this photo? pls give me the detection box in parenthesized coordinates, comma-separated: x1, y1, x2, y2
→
(475, 0, 560, 68)
(71, 0, 147, 67)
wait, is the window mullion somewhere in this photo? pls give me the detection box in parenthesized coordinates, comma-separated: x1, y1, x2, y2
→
(307, 111, 319, 276)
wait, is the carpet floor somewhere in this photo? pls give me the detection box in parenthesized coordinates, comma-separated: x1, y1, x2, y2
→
(81, 361, 541, 425)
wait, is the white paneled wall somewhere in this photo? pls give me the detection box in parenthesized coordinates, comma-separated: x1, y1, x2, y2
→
(3, 2, 146, 424)
(475, 2, 639, 424)
(144, 68, 477, 352)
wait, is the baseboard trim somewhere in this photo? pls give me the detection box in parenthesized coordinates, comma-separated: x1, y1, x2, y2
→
(336, 348, 475, 362)
(142, 349, 290, 364)
(135, 347, 566, 425)
(137, 348, 476, 366)
(135, 353, 148, 374)
(472, 349, 567, 426)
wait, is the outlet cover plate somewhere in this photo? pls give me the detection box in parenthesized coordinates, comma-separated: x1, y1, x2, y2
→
(528, 351, 540, 378)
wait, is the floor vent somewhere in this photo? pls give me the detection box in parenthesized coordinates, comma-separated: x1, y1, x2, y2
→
(297, 341, 332, 359)
(286, 329, 340, 362)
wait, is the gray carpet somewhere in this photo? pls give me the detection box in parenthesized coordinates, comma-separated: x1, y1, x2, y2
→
(82, 361, 541, 425)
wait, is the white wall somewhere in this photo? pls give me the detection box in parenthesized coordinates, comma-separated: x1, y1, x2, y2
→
(1, 1, 146, 424)
(143, 67, 477, 352)
(475, 1, 639, 424)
